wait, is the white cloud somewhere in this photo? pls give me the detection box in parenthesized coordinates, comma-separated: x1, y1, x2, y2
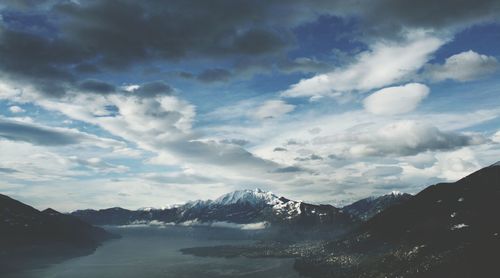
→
(178, 219, 269, 230)
(253, 100, 295, 119)
(424, 50, 499, 82)
(0, 140, 80, 181)
(0, 58, 498, 209)
(206, 99, 295, 121)
(402, 147, 485, 183)
(363, 83, 430, 115)
(402, 152, 437, 169)
(492, 131, 500, 143)
(356, 120, 484, 156)
(9, 105, 25, 113)
(0, 82, 299, 192)
(281, 32, 444, 99)
(68, 156, 129, 174)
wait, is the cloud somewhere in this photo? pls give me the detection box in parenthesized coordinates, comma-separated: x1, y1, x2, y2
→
(358, 0, 500, 37)
(281, 33, 444, 99)
(78, 79, 116, 94)
(178, 219, 269, 230)
(277, 57, 331, 74)
(0, 1, 296, 96)
(424, 50, 499, 82)
(127, 81, 174, 98)
(53, 0, 297, 69)
(69, 156, 129, 174)
(363, 83, 430, 115)
(0, 118, 83, 146)
(8, 105, 25, 113)
(121, 219, 269, 231)
(220, 138, 250, 146)
(253, 100, 295, 119)
(141, 172, 216, 185)
(0, 117, 125, 148)
(160, 140, 282, 174)
(0, 0, 499, 210)
(272, 166, 303, 173)
(0, 139, 82, 181)
(492, 131, 500, 143)
(362, 166, 403, 177)
(0, 167, 18, 173)
(196, 68, 232, 83)
(402, 152, 437, 169)
(15, 90, 293, 180)
(351, 121, 485, 157)
(295, 154, 323, 161)
(0, 0, 497, 98)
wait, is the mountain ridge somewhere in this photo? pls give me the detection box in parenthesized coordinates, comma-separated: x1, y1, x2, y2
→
(0, 193, 118, 274)
(70, 188, 359, 238)
(293, 162, 500, 277)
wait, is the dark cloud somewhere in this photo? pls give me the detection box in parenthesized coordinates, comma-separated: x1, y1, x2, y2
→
(0, 0, 57, 9)
(0, 167, 19, 173)
(0, 118, 120, 147)
(177, 72, 195, 79)
(53, 0, 297, 68)
(272, 166, 303, 173)
(295, 154, 323, 161)
(0, 119, 80, 146)
(78, 79, 116, 94)
(277, 57, 331, 74)
(74, 63, 101, 74)
(360, 0, 500, 38)
(232, 28, 289, 55)
(177, 68, 232, 83)
(221, 139, 250, 146)
(167, 140, 280, 171)
(0, 28, 85, 96)
(0, 0, 498, 96)
(197, 68, 232, 83)
(130, 81, 174, 98)
(273, 147, 287, 152)
(345, 121, 487, 157)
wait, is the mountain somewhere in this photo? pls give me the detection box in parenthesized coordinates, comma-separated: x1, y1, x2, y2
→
(71, 207, 139, 225)
(341, 191, 413, 221)
(71, 189, 357, 237)
(0, 194, 117, 274)
(295, 162, 500, 277)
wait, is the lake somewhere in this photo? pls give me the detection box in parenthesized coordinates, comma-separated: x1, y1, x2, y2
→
(8, 226, 300, 278)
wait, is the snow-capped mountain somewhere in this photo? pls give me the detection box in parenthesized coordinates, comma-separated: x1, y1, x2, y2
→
(341, 191, 413, 221)
(71, 188, 356, 232)
(212, 188, 280, 206)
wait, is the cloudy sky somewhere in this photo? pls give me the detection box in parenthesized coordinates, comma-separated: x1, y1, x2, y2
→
(0, 0, 499, 211)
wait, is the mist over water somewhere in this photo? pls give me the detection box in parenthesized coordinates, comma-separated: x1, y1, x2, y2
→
(10, 226, 299, 278)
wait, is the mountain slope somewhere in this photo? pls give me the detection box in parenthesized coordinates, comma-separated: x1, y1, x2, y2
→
(70, 189, 357, 236)
(341, 191, 413, 221)
(295, 162, 500, 277)
(0, 194, 117, 274)
(71, 207, 139, 225)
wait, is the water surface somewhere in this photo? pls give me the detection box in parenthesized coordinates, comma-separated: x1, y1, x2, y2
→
(11, 226, 300, 278)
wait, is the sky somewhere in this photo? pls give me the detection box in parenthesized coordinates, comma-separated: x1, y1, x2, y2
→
(0, 0, 499, 211)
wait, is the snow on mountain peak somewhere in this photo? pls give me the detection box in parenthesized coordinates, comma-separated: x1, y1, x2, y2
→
(213, 189, 280, 206)
(138, 207, 154, 212)
(386, 190, 404, 196)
